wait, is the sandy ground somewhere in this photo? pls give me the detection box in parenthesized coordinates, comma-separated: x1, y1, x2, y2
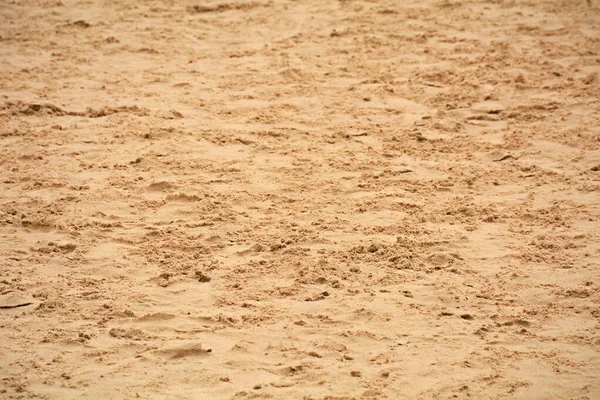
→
(1, 0, 599, 399)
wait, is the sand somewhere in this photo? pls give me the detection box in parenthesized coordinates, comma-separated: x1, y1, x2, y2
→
(1, 0, 599, 399)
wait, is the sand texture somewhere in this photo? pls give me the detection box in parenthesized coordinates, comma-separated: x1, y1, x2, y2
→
(1, 0, 599, 399)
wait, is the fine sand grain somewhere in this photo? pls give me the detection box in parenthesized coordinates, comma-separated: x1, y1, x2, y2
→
(1, 0, 599, 399)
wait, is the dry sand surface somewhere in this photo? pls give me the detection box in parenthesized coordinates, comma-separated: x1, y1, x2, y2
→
(1, 0, 599, 398)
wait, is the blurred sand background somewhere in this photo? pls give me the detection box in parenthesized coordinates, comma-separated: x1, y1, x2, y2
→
(1, 0, 599, 398)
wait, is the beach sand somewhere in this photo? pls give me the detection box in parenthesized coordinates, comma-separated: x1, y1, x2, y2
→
(1, 0, 599, 398)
